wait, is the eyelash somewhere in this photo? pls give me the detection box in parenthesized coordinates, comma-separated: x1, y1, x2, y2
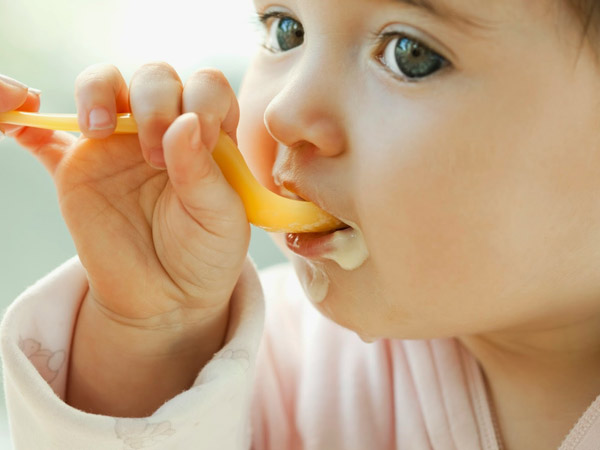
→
(256, 11, 286, 23)
(254, 11, 449, 82)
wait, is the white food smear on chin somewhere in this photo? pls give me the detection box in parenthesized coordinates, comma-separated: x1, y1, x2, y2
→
(358, 333, 379, 343)
(322, 219, 369, 270)
(293, 221, 368, 305)
(305, 261, 329, 304)
(294, 259, 330, 305)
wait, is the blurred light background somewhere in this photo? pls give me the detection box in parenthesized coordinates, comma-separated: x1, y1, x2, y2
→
(0, 0, 286, 445)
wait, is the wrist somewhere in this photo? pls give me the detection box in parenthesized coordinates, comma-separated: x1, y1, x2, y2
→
(83, 289, 231, 357)
(66, 289, 231, 416)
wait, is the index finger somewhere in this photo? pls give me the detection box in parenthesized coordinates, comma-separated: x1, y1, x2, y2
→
(182, 69, 240, 151)
(74, 64, 129, 139)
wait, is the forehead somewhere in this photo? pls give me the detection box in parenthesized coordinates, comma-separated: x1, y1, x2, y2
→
(254, 0, 559, 27)
(390, 0, 560, 24)
(253, 0, 577, 46)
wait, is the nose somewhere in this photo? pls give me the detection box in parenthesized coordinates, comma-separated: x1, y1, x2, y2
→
(263, 57, 347, 158)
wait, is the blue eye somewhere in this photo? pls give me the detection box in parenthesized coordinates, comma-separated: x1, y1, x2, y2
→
(379, 34, 448, 80)
(260, 13, 305, 52)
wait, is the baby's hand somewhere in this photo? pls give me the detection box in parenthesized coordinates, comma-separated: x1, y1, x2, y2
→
(65, 63, 249, 325)
(12, 63, 250, 415)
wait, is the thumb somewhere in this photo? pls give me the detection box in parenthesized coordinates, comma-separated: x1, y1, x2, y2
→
(162, 112, 247, 232)
(0, 74, 75, 177)
(0, 77, 40, 137)
(0, 74, 30, 112)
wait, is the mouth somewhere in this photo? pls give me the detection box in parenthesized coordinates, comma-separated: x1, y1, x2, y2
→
(279, 182, 367, 269)
(285, 228, 348, 258)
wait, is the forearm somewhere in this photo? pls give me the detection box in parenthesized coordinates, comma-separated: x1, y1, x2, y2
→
(66, 290, 231, 417)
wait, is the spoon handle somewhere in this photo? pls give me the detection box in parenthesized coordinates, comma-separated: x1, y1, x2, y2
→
(0, 111, 343, 233)
(0, 111, 137, 133)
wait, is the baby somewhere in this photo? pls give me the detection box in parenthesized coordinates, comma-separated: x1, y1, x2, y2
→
(1, 0, 600, 448)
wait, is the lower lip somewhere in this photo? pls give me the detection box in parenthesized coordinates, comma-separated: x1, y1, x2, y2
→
(285, 228, 349, 259)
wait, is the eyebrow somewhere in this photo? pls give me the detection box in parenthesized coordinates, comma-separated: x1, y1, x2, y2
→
(393, 0, 492, 30)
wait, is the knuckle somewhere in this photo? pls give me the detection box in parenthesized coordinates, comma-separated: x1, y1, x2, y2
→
(75, 75, 106, 96)
(136, 61, 181, 82)
(189, 68, 232, 92)
(99, 63, 122, 79)
(75, 64, 120, 91)
(184, 69, 236, 121)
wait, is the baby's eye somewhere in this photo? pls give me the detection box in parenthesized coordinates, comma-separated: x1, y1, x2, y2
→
(378, 34, 448, 81)
(260, 13, 305, 53)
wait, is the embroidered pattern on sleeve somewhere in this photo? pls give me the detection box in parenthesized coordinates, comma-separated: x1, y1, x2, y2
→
(115, 418, 176, 449)
(18, 337, 65, 384)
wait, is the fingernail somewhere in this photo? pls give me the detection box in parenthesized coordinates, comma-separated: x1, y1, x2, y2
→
(190, 118, 201, 149)
(196, 113, 218, 151)
(28, 87, 42, 96)
(88, 107, 113, 131)
(0, 74, 28, 90)
(149, 146, 167, 169)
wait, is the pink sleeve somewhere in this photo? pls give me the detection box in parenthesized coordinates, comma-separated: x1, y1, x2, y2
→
(1, 255, 266, 450)
(251, 264, 306, 450)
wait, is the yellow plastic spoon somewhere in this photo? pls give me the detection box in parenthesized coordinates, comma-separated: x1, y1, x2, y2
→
(0, 111, 344, 233)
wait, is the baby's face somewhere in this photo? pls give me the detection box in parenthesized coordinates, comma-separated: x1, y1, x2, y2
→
(237, 0, 600, 340)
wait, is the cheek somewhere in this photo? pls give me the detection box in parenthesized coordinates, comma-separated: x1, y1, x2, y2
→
(237, 63, 279, 192)
(351, 95, 590, 338)
(350, 110, 517, 336)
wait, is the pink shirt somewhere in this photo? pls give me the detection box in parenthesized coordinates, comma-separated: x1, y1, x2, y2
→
(1, 256, 599, 449)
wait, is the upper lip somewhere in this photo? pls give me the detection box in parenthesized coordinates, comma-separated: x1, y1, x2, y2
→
(279, 180, 350, 230)
(272, 144, 351, 230)
(280, 181, 308, 201)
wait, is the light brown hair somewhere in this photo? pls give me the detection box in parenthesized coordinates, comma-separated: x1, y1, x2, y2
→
(567, 0, 599, 45)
